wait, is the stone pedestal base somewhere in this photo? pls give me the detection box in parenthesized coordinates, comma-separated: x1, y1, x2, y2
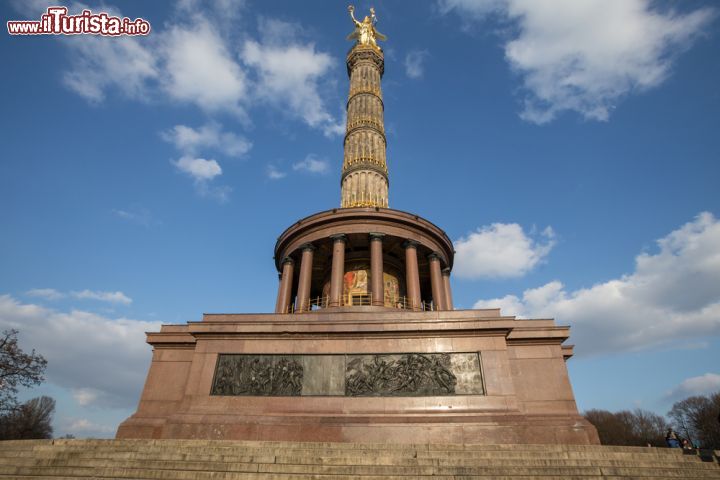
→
(118, 413, 598, 445)
(117, 309, 599, 445)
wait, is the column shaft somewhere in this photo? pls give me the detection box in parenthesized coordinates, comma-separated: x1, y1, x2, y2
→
(295, 244, 315, 312)
(428, 253, 446, 311)
(275, 258, 294, 313)
(329, 235, 346, 307)
(370, 233, 384, 306)
(342, 46, 388, 208)
(442, 268, 454, 311)
(404, 241, 421, 311)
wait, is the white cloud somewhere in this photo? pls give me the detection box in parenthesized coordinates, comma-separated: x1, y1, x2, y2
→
(454, 223, 555, 278)
(9, 2, 159, 103)
(61, 417, 115, 437)
(172, 156, 230, 202)
(162, 21, 248, 114)
(161, 123, 251, 157)
(474, 280, 563, 315)
(267, 165, 286, 180)
(173, 156, 222, 182)
(66, 418, 114, 433)
(666, 373, 720, 400)
(163, 125, 236, 203)
(439, 0, 716, 123)
(26, 288, 65, 300)
(438, 0, 505, 17)
(292, 154, 330, 175)
(176, 0, 246, 22)
(62, 35, 159, 103)
(11, 5, 245, 203)
(8, 0, 56, 17)
(23, 2, 159, 103)
(0, 294, 160, 408)
(195, 182, 231, 203)
(71, 290, 132, 305)
(10, 3, 343, 138)
(72, 388, 101, 407)
(25, 288, 132, 304)
(405, 50, 429, 79)
(112, 207, 157, 227)
(13, 4, 247, 113)
(472, 212, 720, 356)
(241, 19, 343, 137)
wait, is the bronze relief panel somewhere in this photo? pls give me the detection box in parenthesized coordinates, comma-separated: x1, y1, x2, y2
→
(211, 352, 484, 397)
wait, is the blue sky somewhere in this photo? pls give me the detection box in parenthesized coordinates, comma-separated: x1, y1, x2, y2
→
(1, 0, 719, 438)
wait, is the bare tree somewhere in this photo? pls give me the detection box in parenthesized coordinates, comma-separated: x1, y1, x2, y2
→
(0, 396, 55, 440)
(0, 329, 47, 413)
(668, 392, 720, 449)
(584, 408, 668, 446)
(585, 409, 630, 445)
(631, 408, 669, 446)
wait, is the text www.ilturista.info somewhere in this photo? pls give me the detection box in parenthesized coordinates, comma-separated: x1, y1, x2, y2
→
(7, 6, 150, 36)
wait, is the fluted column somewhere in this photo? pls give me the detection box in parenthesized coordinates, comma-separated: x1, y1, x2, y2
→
(404, 240, 421, 311)
(428, 253, 446, 311)
(329, 234, 346, 307)
(442, 267, 454, 311)
(295, 244, 315, 312)
(341, 44, 388, 208)
(275, 257, 295, 313)
(369, 233, 384, 306)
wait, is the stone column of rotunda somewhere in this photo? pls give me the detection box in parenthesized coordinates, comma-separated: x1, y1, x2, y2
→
(295, 244, 315, 312)
(274, 257, 294, 313)
(328, 234, 346, 307)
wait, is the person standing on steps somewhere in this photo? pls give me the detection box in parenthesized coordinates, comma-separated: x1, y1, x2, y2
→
(665, 428, 680, 448)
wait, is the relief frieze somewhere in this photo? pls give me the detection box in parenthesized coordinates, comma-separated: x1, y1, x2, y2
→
(346, 353, 457, 396)
(211, 355, 303, 396)
(211, 352, 483, 397)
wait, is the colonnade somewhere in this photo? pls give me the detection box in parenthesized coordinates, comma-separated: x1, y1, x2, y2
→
(275, 234, 454, 314)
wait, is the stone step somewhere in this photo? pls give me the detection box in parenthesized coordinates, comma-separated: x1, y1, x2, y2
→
(601, 467, 720, 478)
(0, 439, 685, 453)
(0, 451, 713, 469)
(0, 452, 707, 467)
(0, 443, 693, 460)
(0, 450, 706, 469)
(0, 461, 718, 479)
(1, 456, 717, 475)
(0, 475, 612, 480)
(0, 466, 440, 480)
(0, 440, 716, 479)
(2, 477, 706, 480)
(0, 473, 714, 480)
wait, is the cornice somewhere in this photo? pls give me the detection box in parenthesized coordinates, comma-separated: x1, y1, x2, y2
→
(346, 45, 384, 75)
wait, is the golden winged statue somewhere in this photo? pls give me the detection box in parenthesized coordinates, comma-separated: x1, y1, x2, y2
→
(347, 5, 387, 48)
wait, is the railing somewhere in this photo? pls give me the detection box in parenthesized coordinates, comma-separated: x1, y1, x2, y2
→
(282, 295, 436, 313)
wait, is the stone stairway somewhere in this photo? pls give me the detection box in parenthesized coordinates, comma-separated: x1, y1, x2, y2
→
(0, 439, 718, 479)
